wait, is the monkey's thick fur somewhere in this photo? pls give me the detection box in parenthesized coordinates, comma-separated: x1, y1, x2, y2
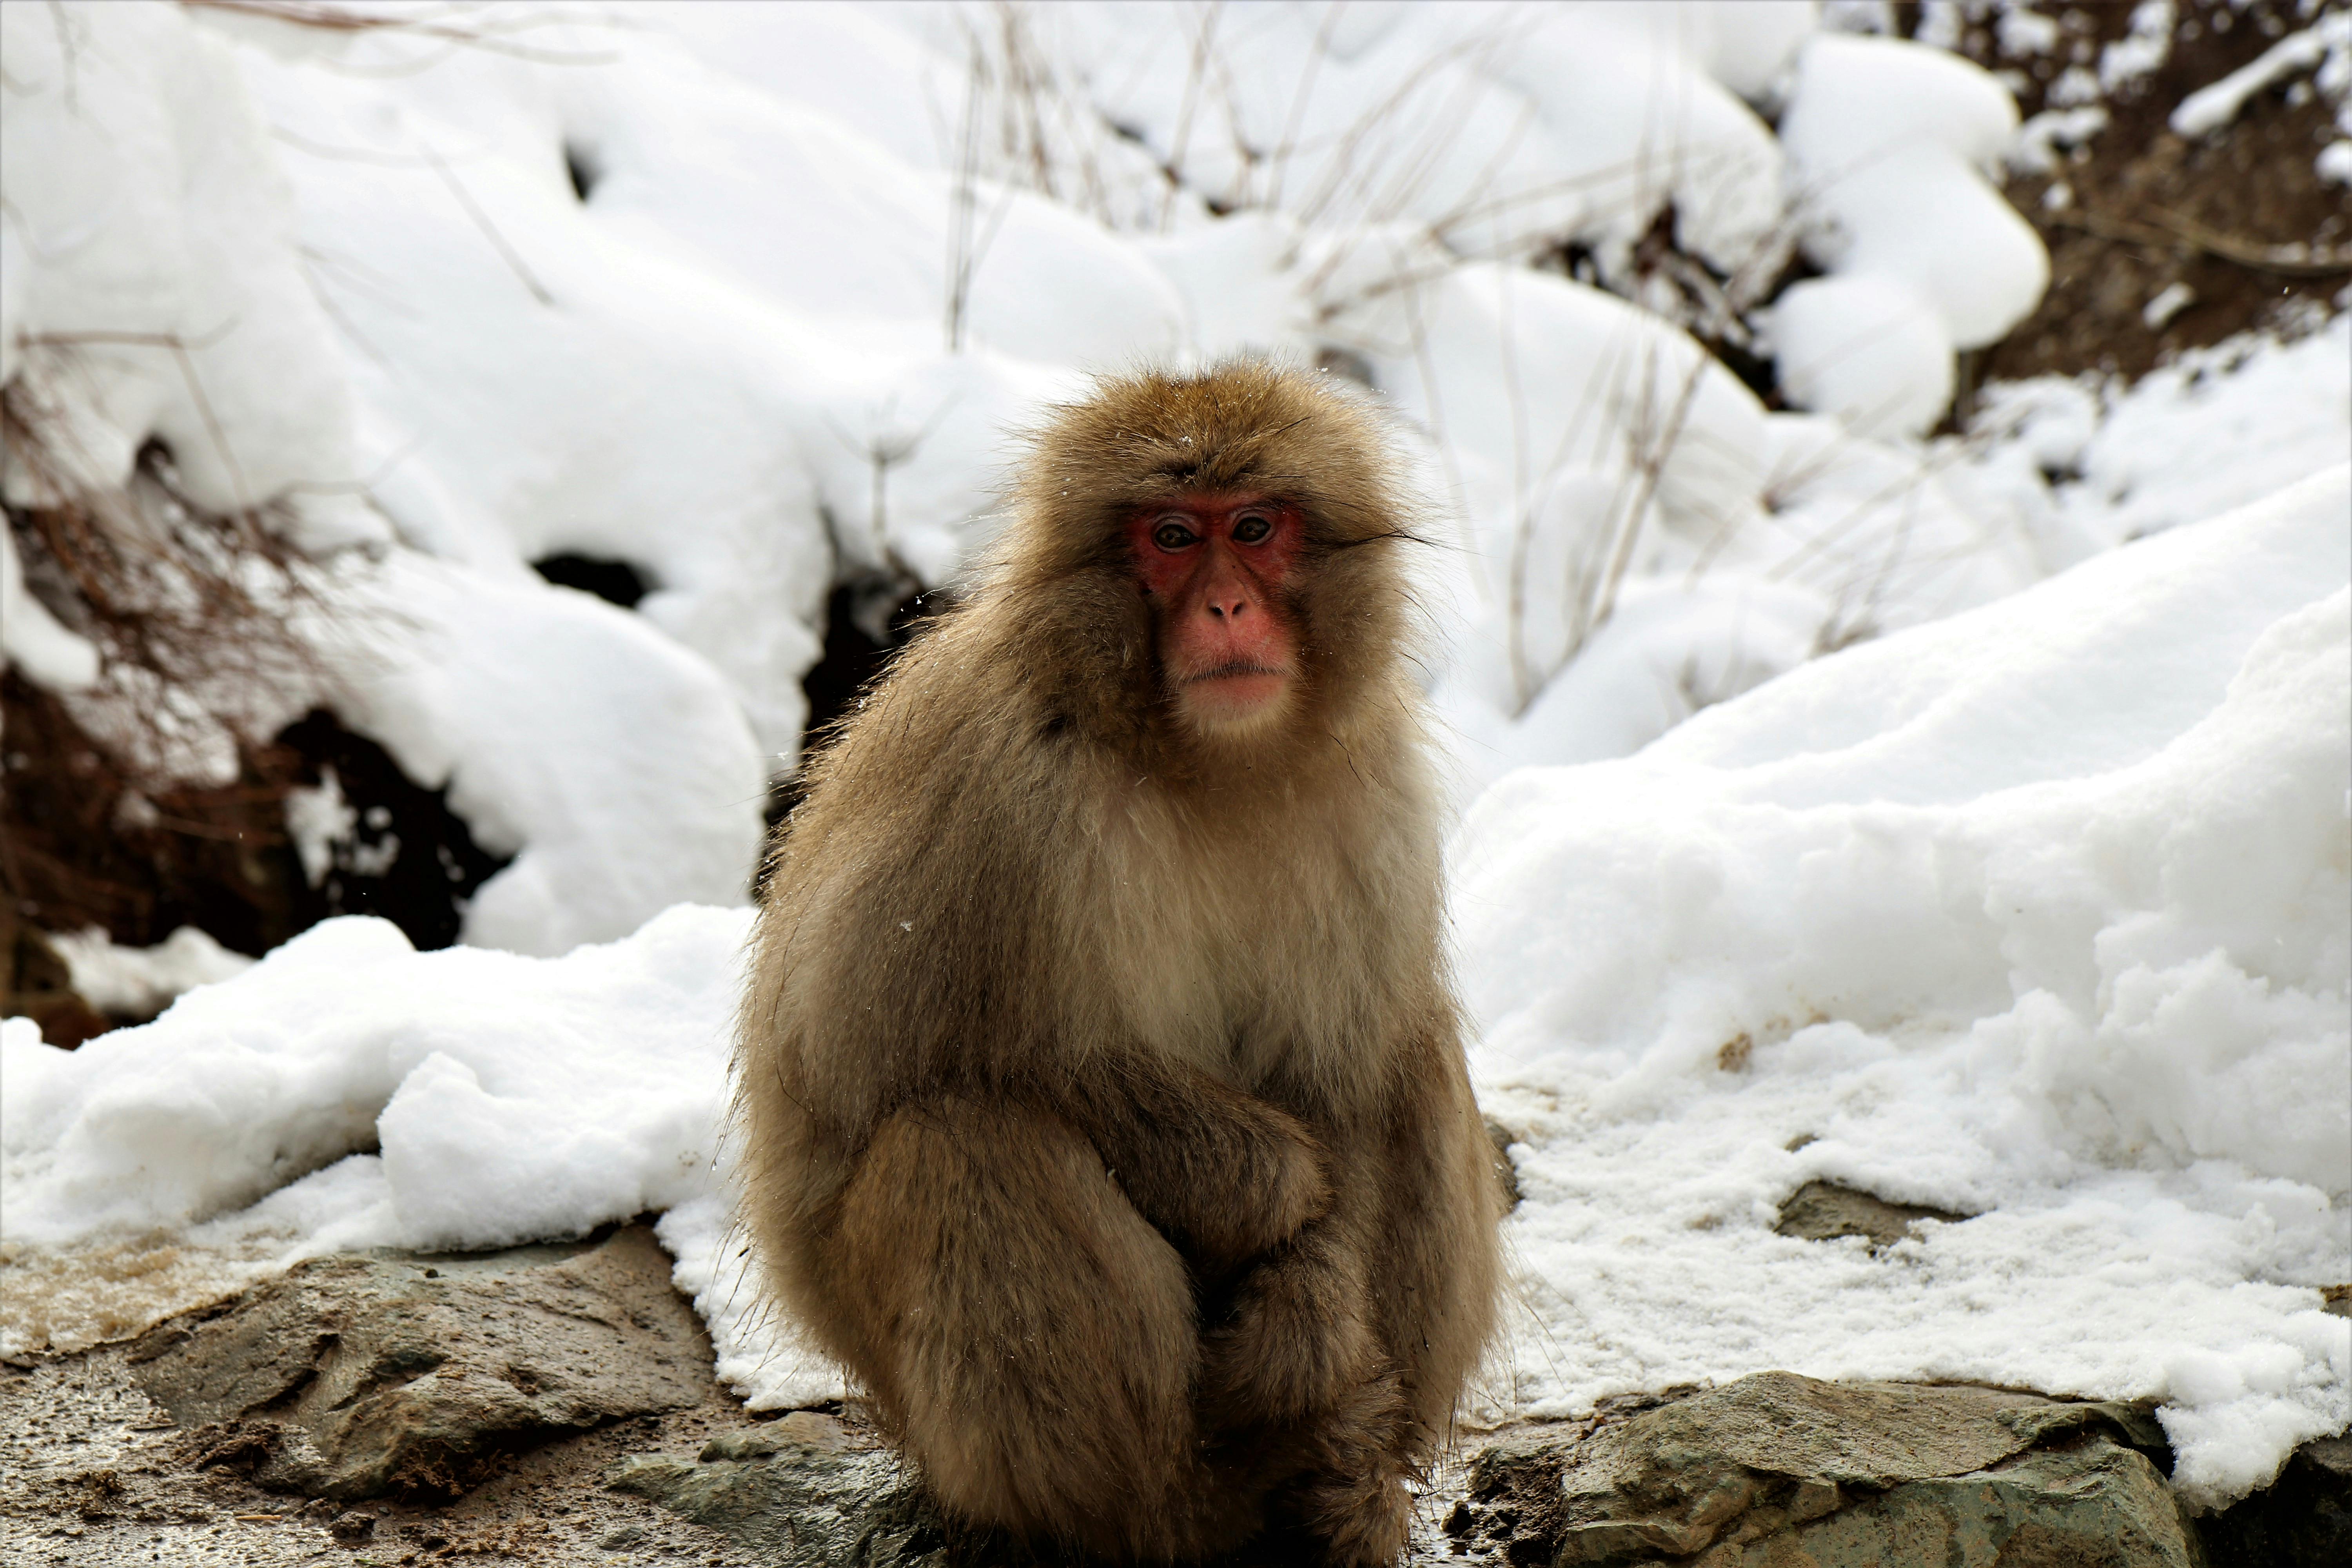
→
(736, 364, 1504, 1563)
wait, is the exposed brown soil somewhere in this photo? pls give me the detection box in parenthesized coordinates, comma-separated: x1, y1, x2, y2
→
(0, 671, 508, 1043)
(1893, 0, 2350, 397)
(2, 672, 309, 1044)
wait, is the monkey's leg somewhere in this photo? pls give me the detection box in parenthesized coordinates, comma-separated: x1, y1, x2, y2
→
(828, 1098, 1262, 1561)
(1367, 1042, 1507, 1452)
(1198, 1216, 1383, 1430)
(1293, 1043, 1510, 1565)
(1198, 1152, 1416, 1566)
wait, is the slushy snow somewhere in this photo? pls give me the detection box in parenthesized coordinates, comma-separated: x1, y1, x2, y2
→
(7, 470, 2346, 1503)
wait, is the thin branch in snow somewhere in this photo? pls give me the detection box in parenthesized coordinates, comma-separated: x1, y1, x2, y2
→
(179, 0, 622, 70)
(419, 143, 553, 307)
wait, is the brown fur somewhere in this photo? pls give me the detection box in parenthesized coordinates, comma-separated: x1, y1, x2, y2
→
(734, 363, 1504, 1563)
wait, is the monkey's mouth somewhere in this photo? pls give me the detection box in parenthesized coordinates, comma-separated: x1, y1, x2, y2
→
(1178, 662, 1292, 727)
(1185, 660, 1289, 684)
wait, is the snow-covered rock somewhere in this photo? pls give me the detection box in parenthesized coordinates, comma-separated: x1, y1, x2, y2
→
(1774, 34, 2049, 436)
(1457, 466, 2351, 1508)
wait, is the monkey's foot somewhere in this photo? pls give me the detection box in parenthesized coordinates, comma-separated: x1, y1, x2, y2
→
(1201, 1249, 1378, 1424)
(1299, 1465, 1413, 1567)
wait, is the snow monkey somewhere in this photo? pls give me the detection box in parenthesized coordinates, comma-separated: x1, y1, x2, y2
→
(735, 362, 1504, 1564)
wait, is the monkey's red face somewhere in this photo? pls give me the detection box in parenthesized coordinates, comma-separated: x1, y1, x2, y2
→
(1130, 495, 1303, 732)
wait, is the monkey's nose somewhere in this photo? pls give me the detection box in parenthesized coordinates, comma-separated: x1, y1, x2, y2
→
(1207, 597, 1248, 620)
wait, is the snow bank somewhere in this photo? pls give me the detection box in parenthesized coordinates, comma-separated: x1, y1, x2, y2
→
(1775, 34, 2048, 436)
(4, 0, 2087, 955)
(1325, 255, 2040, 799)
(0, 0, 378, 772)
(211, 2, 1166, 760)
(1001, 1, 1804, 277)
(2053, 317, 2352, 550)
(1455, 468, 2352, 1506)
(1951, 315, 2352, 574)
(49, 927, 254, 1021)
(2, 906, 750, 1251)
(1, 3, 793, 955)
(329, 555, 768, 954)
(0, 2, 361, 536)
(0, 901, 839, 1406)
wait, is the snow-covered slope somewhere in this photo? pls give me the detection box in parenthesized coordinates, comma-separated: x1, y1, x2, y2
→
(1457, 466, 2350, 1508)
(6, 2, 2346, 944)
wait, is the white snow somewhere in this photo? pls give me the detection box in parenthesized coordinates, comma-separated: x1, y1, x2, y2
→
(0, 902, 839, 1407)
(1455, 468, 2351, 1508)
(3, 0, 2348, 1510)
(4, 905, 746, 1253)
(0, 526, 100, 690)
(2171, 11, 2350, 139)
(283, 767, 357, 889)
(3, 0, 2133, 918)
(1961, 314, 2352, 568)
(0, 2, 360, 528)
(2142, 281, 2197, 331)
(2008, 105, 2109, 177)
(2100, 0, 2178, 96)
(326, 554, 769, 954)
(48, 927, 256, 1021)
(1774, 34, 2048, 436)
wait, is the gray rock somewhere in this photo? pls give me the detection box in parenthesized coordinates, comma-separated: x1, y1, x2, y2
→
(1461, 1371, 2198, 1566)
(2195, 1432, 2352, 1568)
(610, 1410, 946, 1565)
(1774, 1180, 1972, 1249)
(125, 1225, 708, 1499)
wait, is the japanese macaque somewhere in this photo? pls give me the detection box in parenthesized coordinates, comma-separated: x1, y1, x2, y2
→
(735, 363, 1503, 1564)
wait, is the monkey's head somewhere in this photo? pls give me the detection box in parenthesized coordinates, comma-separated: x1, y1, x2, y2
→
(998, 361, 1420, 760)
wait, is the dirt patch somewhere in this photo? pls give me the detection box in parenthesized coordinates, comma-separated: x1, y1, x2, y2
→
(0, 1338, 778, 1568)
(0, 675, 510, 1041)
(1892, 0, 2349, 399)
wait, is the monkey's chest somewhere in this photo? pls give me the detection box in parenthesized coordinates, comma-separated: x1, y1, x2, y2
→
(1090, 837, 1376, 1082)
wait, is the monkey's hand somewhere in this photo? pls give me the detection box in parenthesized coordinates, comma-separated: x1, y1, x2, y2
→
(1199, 1228, 1380, 1427)
(1058, 1060, 1332, 1271)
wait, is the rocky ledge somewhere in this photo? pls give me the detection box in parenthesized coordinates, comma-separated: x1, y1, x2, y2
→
(2, 1227, 2343, 1566)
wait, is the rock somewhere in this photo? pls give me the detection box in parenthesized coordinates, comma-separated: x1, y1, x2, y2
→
(1774, 1180, 1971, 1249)
(2195, 1433, 2352, 1568)
(1462, 1371, 2198, 1566)
(1485, 1118, 1524, 1209)
(125, 1225, 708, 1500)
(610, 1410, 946, 1566)
(325, 1508, 376, 1543)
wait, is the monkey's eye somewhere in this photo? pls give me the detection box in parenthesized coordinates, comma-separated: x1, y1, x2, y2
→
(1152, 519, 1200, 551)
(1230, 512, 1273, 544)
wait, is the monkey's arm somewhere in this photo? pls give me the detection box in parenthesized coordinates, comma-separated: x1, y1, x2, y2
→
(1201, 1033, 1503, 1442)
(1052, 1058, 1333, 1272)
